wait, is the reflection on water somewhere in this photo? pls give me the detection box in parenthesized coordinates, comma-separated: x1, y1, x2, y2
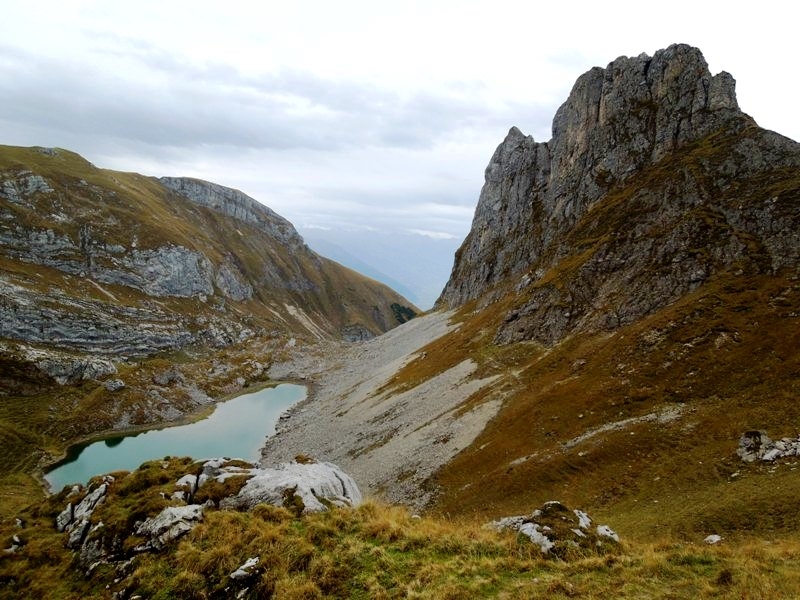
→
(45, 383, 306, 491)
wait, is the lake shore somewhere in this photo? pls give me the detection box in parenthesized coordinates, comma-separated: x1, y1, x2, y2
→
(42, 381, 304, 493)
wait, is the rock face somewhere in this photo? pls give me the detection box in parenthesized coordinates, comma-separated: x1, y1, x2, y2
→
(437, 44, 800, 346)
(160, 176, 303, 249)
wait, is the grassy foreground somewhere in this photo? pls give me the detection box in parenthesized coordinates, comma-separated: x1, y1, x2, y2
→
(1, 464, 799, 599)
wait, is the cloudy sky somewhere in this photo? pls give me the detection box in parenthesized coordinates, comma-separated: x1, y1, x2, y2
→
(2, 1, 797, 303)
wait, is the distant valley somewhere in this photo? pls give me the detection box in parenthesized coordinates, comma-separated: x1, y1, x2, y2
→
(301, 228, 462, 309)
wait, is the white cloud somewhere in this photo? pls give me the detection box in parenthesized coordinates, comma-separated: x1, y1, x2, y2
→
(407, 229, 460, 240)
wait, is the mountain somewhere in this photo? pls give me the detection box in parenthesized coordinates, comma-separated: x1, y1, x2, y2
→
(2, 43, 800, 598)
(437, 44, 798, 338)
(422, 44, 800, 529)
(0, 148, 416, 360)
(259, 44, 800, 539)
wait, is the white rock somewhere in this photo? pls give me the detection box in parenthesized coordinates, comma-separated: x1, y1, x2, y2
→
(518, 522, 555, 553)
(571, 528, 587, 538)
(135, 504, 204, 550)
(67, 519, 90, 548)
(73, 484, 107, 523)
(762, 448, 783, 462)
(220, 461, 362, 513)
(175, 474, 198, 494)
(596, 525, 619, 542)
(574, 509, 592, 530)
(704, 534, 723, 545)
(488, 515, 527, 531)
(230, 556, 260, 580)
(56, 503, 74, 532)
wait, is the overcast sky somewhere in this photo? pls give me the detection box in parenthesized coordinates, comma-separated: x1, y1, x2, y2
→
(2, 1, 798, 245)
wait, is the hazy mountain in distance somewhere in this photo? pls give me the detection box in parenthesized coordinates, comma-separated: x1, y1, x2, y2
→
(301, 228, 463, 310)
(300, 235, 420, 305)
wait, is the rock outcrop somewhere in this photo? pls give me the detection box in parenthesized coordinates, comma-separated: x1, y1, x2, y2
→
(51, 458, 361, 572)
(737, 430, 800, 463)
(490, 501, 619, 556)
(437, 44, 800, 346)
(160, 176, 304, 249)
(215, 460, 363, 513)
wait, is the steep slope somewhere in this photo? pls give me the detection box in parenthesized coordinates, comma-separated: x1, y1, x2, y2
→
(421, 44, 800, 534)
(265, 44, 800, 540)
(0, 149, 415, 359)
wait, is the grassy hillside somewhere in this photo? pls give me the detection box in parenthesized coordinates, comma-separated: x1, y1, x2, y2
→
(2, 458, 800, 599)
(0, 145, 416, 340)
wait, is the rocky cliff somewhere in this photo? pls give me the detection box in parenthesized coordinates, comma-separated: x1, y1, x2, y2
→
(437, 44, 799, 345)
(0, 148, 417, 376)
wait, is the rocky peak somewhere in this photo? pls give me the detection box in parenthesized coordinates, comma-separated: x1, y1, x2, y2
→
(437, 44, 799, 346)
(439, 44, 753, 311)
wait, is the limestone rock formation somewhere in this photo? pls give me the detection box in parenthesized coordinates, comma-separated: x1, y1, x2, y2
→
(437, 44, 800, 346)
(51, 458, 361, 572)
(217, 460, 363, 513)
(490, 501, 619, 556)
(134, 504, 205, 551)
(159, 176, 303, 249)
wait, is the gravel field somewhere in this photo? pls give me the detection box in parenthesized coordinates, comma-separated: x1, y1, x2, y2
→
(260, 310, 502, 509)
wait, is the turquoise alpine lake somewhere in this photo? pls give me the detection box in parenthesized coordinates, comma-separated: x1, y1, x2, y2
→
(44, 383, 306, 491)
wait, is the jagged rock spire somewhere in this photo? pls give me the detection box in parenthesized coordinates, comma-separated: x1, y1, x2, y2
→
(437, 44, 799, 347)
(437, 44, 751, 311)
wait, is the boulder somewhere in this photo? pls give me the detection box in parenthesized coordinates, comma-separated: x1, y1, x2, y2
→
(134, 504, 204, 551)
(737, 430, 773, 462)
(737, 430, 800, 463)
(104, 378, 125, 392)
(204, 459, 362, 513)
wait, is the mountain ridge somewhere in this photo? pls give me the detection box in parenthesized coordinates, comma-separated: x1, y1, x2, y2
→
(0, 147, 417, 356)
